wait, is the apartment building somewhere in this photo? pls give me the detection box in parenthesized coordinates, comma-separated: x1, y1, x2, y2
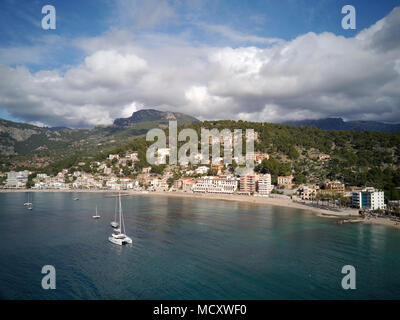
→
(257, 174, 274, 195)
(239, 174, 256, 194)
(5, 171, 29, 188)
(193, 176, 238, 194)
(174, 178, 196, 192)
(325, 181, 345, 193)
(298, 185, 319, 200)
(277, 175, 294, 189)
(254, 152, 270, 164)
(352, 187, 386, 210)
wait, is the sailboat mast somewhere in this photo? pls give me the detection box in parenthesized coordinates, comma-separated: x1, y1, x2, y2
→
(119, 193, 126, 234)
(121, 205, 126, 235)
(114, 196, 118, 221)
(119, 193, 123, 234)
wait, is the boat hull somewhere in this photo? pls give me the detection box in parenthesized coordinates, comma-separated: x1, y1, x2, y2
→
(108, 236, 132, 245)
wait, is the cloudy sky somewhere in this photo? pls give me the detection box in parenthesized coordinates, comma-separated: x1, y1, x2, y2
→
(0, 0, 399, 128)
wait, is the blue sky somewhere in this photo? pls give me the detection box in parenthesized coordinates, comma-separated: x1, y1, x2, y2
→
(1, 0, 398, 70)
(0, 0, 400, 127)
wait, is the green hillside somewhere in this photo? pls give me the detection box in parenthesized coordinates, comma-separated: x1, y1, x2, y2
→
(0, 109, 199, 171)
(64, 120, 400, 200)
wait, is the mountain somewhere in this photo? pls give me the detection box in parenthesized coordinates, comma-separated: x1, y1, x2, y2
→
(113, 109, 199, 128)
(1, 115, 400, 199)
(46, 126, 71, 131)
(284, 118, 400, 133)
(0, 109, 199, 170)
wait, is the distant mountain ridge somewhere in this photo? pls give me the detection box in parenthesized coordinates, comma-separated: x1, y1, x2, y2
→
(113, 109, 199, 128)
(284, 118, 400, 132)
(0, 109, 199, 168)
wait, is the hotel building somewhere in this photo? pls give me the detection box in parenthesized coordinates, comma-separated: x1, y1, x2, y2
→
(352, 187, 386, 210)
(193, 176, 238, 194)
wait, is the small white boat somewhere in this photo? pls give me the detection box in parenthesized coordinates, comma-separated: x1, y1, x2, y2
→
(108, 193, 132, 246)
(24, 193, 32, 206)
(93, 206, 101, 219)
(73, 197, 79, 201)
(110, 221, 119, 228)
(110, 196, 119, 228)
(27, 204, 33, 210)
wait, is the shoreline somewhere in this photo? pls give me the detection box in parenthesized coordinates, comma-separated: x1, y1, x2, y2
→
(2, 188, 399, 229)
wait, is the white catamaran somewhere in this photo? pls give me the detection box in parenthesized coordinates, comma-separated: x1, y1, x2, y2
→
(108, 193, 132, 246)
(93, 206, 101, 219)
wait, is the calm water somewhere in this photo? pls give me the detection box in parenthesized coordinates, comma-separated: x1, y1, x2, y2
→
(0, 192, 399, 300)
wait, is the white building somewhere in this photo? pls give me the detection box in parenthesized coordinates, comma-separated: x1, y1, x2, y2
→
(126, 152, 139, 162)
(352, 187, 386, 210)
(298, 185, 319, 200)
(154, 148, 170, 165)
(5, 171, 29, 188)
(148, 178, 169, 192)
(195, 166, 209, 175)
(108, 154, 120, 160)
(193, 176, 238, 194)
(257, 174, 274, 195)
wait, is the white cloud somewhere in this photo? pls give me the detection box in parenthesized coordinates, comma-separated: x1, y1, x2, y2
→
(0, 7, 400, 127)
(197, 23, 282, 45)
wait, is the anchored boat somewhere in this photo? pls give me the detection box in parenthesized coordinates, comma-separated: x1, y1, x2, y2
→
(93, 206, 101, 219)
(108, 193, 132, 246)
(110, 195, 119, 228)
(24, 193, 32, 206)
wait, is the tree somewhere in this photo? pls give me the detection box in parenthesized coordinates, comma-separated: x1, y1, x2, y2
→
(294, 173, 306, 185)
(151, 165, 166, 175)
(26, 173, 37, 189)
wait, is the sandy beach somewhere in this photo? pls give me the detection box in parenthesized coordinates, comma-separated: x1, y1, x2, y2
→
(2, 188, 399, 229)
(137, 191, 360, 217)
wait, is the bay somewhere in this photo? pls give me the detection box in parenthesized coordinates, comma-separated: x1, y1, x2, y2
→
(0, 192, 399, 300)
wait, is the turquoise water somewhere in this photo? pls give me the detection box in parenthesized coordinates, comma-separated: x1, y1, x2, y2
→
(0, 192, 399, 300)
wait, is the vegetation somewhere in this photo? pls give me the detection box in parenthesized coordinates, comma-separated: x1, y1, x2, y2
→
(2, 117, 400, 200)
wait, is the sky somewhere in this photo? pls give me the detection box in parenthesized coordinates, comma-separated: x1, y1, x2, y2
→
(0, 0, 399, 128)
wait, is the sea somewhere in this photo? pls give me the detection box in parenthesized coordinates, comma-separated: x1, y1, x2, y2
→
(0, 192, 399, 300)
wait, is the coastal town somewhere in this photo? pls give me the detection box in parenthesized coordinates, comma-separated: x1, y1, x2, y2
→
(1, 149, 399, 224)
